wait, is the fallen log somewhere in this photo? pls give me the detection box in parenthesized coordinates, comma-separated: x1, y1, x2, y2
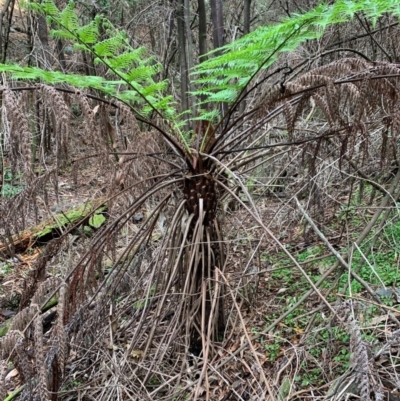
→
(0, 197, 107, 257)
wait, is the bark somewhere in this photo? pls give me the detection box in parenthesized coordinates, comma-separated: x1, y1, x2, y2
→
(37, 14, 52, 69)
(210, 0, 227, 123)
(239, 0, 251, 115)
(55, 39, 66, 71)
(176, 0, 189, 121)
(162, 10, 175, 80)
(243, 0, 251, 35)
(0, 0, 15, 63)
(184, 0, 196, 118)
(210, 0, 224, 53)
(198, 0, 207, 62)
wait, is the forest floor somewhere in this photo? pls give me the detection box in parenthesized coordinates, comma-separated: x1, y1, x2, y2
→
(2, 132, 400, 400)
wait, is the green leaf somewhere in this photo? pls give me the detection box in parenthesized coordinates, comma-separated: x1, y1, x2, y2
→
(89, 213, 106, 229)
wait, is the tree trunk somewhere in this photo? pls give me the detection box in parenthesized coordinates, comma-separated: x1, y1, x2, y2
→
(197, 0, 208, 107)
(176, 0, 189, 125)
(210, 0, 224, 53)
(37, 14, 52, 69)
(0, 0, 15, 63)
(210, 0, 227, 125)
(239, 0, 251, 115)
(184, 0, 196, 119)
(198, 0, 207, 62)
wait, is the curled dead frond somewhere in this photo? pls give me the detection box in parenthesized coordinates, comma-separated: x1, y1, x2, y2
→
(2, 87, 33, 178)
(114, 99, 141, 139)
(54, 283, 68, 373)
(34, 314, 49, 401)
(14, 337, 32, 385)
(336, 300, 384, 401)
(73, 91, 103, 151)
(20, 238, 64, 309)
(0, 330, 23, 360)
(39, 84, 70, 160)
(10, 305, 37, 332)
(31, 276, 62, 307)
(0, 360, 7, 400)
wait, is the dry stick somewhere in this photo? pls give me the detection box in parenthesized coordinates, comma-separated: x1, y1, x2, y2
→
(218, 268, 275, 401)
(294, 197, 400, 327)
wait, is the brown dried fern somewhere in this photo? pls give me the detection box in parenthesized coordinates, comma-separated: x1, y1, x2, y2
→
(54, 283, 67, 372)
(9, 305, 37, 332)
(0, 360, 6, 400)
(31, 276, 62, 307)
(114, 100, 140, 139)
(0, 330, 23, 359)
(337, 301, 384, 401)
(74, 91, 103, 151)
(2, 87, 33, 177)
(14, 336, 32, 385)
(39, 84, 70, 161)
(20, 238, 64, 309)
(34, 314, 49, 401)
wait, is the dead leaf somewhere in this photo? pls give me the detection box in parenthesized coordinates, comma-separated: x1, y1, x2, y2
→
(6, 368, 19, 380)
(131, 349, 144, 359)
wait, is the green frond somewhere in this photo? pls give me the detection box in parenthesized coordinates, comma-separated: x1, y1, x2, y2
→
(192, 110, 220, 123)
(108, 51, 145, 72)
(206, 89, 239, 103)
(93, 33, 126, 57)
(50, 29, 76, 40)
(76, 20, 99, 44)
(141, 82, 167, 96)
(193, 0, 400, 108)
(26, 0, 59, 16)
(59, 1, 79, 32)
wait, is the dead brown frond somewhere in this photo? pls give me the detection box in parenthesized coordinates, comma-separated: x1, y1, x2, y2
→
(54, 283, 67, 371)
(2, 87, 33, 178)
(336, 300, 384, 401)
(0, 360, 7, 400)
(20, 237, 64, 309)
(9, 305, 37, 332)
(0, 330, 22, 360)
(73, 90, 102, 151)
(31, 276, 62, 307)
(39, 84, 70, 161)
(34, 313, 50, 401)
(114, 99, 141, 139)
(14, 336, 33, 388)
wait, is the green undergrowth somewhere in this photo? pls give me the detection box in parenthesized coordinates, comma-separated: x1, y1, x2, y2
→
(1, 169, 24, 198)
(258, 199, 400, 389)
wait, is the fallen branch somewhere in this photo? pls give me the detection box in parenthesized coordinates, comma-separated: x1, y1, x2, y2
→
(0, 197, 107, 257)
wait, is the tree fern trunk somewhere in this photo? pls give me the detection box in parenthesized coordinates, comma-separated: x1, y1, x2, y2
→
(183, 170, 226, 352)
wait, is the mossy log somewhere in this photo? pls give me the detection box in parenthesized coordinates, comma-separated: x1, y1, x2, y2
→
(0, 197, 107, 257)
